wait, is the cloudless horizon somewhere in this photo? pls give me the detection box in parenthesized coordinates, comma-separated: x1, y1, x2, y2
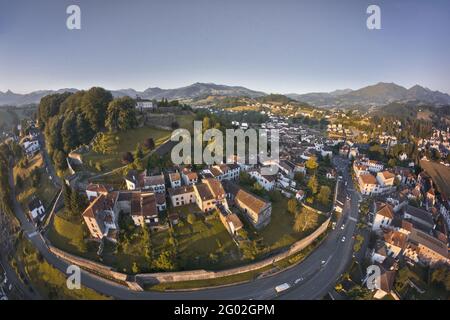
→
(1, 0, 450, 94)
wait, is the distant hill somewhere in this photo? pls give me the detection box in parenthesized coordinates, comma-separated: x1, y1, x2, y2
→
(0, 83, 266, 106)
(3, 81, 449, 110)
(372, 100, 450, 126)
(287, 82, 450, 108)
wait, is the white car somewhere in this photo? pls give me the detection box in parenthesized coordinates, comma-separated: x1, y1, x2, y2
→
(295, 278, 304, 284)
(341, 236, 346, 242)
(341, 224, 345, 230)
(275, 283, 291, 293)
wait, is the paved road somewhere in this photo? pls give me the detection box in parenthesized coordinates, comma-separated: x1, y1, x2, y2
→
(5, 147, 360, 300)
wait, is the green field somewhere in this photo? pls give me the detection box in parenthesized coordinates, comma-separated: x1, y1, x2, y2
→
(14, 153, 59, 210)
(83, 126, 172, 172)
(46, 212, 99, 260)
(12, 236, 109, 300)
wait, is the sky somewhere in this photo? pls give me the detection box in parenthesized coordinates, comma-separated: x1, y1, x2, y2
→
(0, 0, 450, 94)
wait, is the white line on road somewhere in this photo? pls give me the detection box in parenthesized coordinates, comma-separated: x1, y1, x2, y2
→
(348, 217, 357, 222)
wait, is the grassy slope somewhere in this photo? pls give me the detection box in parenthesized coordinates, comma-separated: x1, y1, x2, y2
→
(14, 153, 58, 209)
(13, 236, 109, 300)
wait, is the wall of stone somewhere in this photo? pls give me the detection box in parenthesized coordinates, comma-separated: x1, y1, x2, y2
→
(136, 218, 330, 285)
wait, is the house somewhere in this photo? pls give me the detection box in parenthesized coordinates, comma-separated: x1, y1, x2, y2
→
(393, 167, 416, 186)
(125, 170, 166, 193)
(382, 230, 408, 258)
(278, 160, 296, 179)
(372, 265, 396, 300)
(216, 204, 243, 236)
(353, 163, 369, 177)
(155, 193, 167, 211)
(82, 192, 119, 242)
(407, 228, 449, 266)
(168, 185, 196, 207)
(181, 168, 198, 185)
(125, 170, 140, 190)
(376, 171, 396, 187)
(27, 198, 45, 225)
(358, 173, 379, 195)
(294, 162, 306, 174)
(169, 172, 182, 188)
(372, 203, 394, 232)
(136, 97, 155, 111)
(349, 147, 359, 159)
(248, 169, 275, 191)
(86, 183, 110, 201)
(403, 205, 435, 232)
(296, 190, 305, 201)
(399, 152, 408, 161)
(142, 173, 166, 193)
(320, 149, 333, 159)
(22, 139, 40, 157)
(210, 164, 240, 181)
(232, 187, 272, 229)
(130, 192, 159, 227)
(194, 178, 228, 213)
(361, 159, 384, 173)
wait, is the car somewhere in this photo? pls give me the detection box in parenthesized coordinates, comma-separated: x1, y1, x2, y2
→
(294, 277, 304, 284)
(341, 236, 346, 242)
(275, 283, 291, 293)
(332, 222, 337, 230)
(321, 260, 326, 265)
(341, 224, 345, 230)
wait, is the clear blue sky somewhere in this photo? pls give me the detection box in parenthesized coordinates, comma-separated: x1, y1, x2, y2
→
(1, 0, 449, 94)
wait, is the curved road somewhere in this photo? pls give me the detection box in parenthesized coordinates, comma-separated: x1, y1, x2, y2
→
(8, 153, 360, 300)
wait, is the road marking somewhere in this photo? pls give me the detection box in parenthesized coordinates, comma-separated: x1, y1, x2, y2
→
(348, 217, 357, 222)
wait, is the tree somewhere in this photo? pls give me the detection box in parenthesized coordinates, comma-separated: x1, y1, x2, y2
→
(15, 175, 23, 190)
(305, 156, 319, 172)
(317, 186, 331, 206)
(105, 97, 137, 132)
(131, 262, 139, 274)
(187, 213, 196, 225)
(122, 152, 134, 165)
(70, 191, 87, 216)
(153, 250, 176, 271)
(30, 168, 41, 188)
(134, 143, 144, 160)
(144, 138, 155, 151)
(81, 87, 113, 131)
(431, 265, 450, 291)
(63, 183, 73, 211)
(202, 117, 211, 132)
(294, 172, 304, 184)
(307, 175, 318, 195)
(287, 198, 298, 215)
(293, 207, 318, 232)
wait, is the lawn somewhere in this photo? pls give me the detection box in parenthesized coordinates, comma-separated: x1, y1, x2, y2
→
(151, 205, 241, 271)
(83, 126, 172, 172)
(46, 211, 98, 260)
(14, 153, 59, 210)
(244, 196, 326, 253)
(175, 113, 195, 133)
(171, 213, 240, 270)
(12, 236, 109, 300)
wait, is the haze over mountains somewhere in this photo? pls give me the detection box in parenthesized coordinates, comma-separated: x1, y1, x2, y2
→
(287, 82, 450, 108)
(1, 82, 449, 109)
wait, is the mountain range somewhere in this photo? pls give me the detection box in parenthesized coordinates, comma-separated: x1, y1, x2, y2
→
(1, 82, 449, 109)
(287, 82, 450, 108)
